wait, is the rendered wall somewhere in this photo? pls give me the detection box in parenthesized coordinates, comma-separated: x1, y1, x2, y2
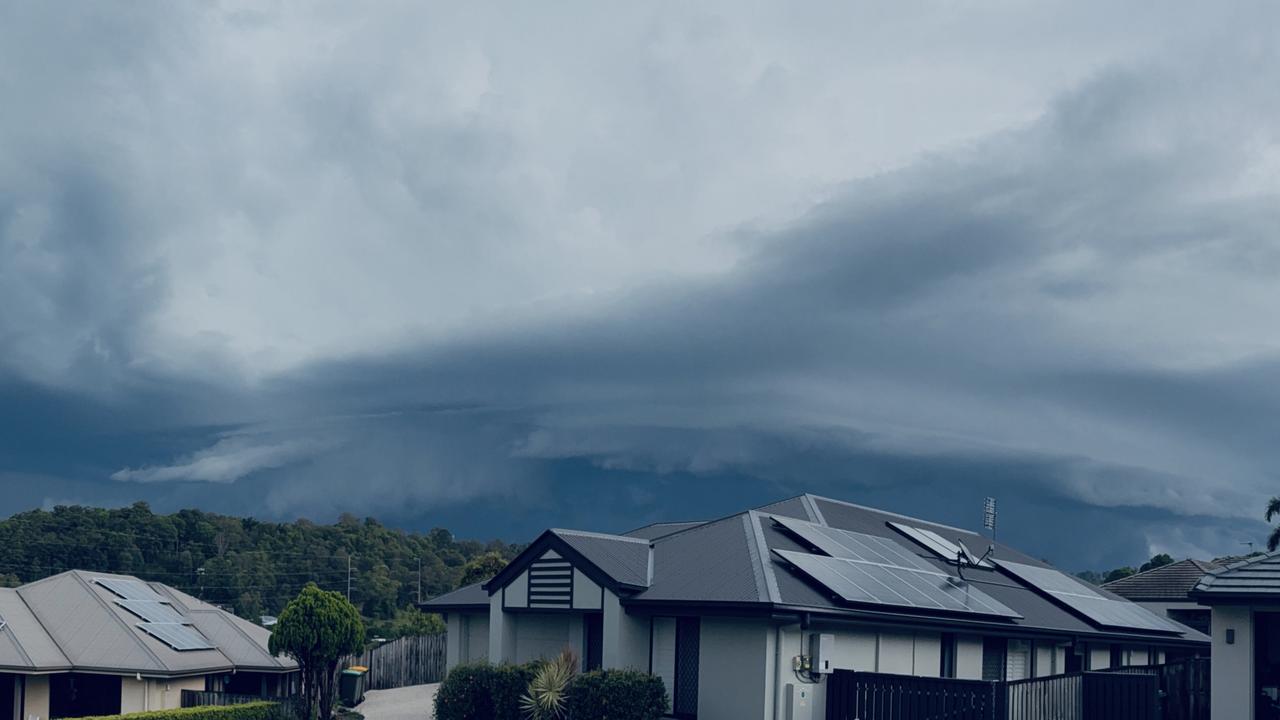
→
(777, 625, 943, 720)
(1211, 605, 1252, 720)
(513, 614, 578, 664)
(956, 636, 984, 680)
(22, 676, 48, 720)
(445, 614, 463, 669)
(464, 614, 490, 663)
(120, 676, 204, 714)
(601, 591, 648, 670)
(1088, 644, 1110, 670)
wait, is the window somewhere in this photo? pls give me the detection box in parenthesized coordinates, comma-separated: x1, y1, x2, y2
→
(981, 637, 1007, 681)
(1005, 640, 1031, 681)
(940, 633, 957, 678)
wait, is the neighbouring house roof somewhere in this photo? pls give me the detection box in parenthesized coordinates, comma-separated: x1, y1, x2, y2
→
(0, 570, 297, 677)
(1192, 552, 1280, 601)
(423, 492, 1210, 648)
(421, 582, 489, 612)
(1102, 559, 1220, 601)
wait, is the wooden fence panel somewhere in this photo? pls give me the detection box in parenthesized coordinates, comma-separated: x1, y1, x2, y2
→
(345, 633, 447, 689)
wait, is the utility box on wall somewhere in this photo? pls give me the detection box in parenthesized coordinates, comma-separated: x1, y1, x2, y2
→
(810, 633, 835, 675)
(784, 683, 812, 720)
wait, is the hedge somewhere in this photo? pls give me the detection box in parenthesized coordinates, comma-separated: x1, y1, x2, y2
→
(565, 670, 668, 720)
(75, 701, 286, 720)
(435, 664, 669, 720)
(434, 663, 540, 720)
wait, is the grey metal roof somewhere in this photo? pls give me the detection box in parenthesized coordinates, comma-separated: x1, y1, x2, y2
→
(551, 529, 651, 588)
(1193, 552, 1280, 598)
(0, 570, 295, 676)
(0, 589, 71, 671)
(158, 586, 296, 671)
(634, 513, 770, 604)
(1104, 559, 1219, 601)
(420, 582, 489, 610)
(627, 494, 1208, 646)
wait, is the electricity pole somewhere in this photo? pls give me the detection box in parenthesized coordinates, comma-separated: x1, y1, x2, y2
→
(417, 557, 422, 604)
(346, 555, 353, 602)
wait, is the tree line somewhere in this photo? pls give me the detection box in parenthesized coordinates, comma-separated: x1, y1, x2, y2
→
(0, 501, 518, 633)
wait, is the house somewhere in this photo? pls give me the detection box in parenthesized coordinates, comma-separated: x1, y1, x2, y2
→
(1102, 559, 1221, 636)
(0, 570, 298, 720)
(1190, 552, 1280, 720)
(421, 493, 1209, 720)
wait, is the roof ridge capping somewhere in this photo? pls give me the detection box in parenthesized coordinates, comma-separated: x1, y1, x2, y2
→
(1102, 558, 1212, 586)
(804, 493, 974, 535)
(551, 528, 650, 544)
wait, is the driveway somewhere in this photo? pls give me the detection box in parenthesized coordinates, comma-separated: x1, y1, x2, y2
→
(355, 684, 439, 720)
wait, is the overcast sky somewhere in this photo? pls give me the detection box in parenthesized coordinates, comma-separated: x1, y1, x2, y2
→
(3, 2, 1278, 572)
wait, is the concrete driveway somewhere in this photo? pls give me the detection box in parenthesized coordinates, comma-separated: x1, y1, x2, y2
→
(355, 684, 439, 720)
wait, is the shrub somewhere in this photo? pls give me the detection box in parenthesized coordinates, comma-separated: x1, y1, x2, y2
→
(521, 650, 578, 720)
(565, 670, 668, 720)
(76, 702, 287, 720)
(434, 662, 539, 720)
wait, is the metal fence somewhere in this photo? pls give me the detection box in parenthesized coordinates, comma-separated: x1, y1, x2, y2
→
(827, 670, 1160, 720)
(1104, 658, 1210, 720)
(180, 690, 302, 716)
(1006, 672, 1081, 720)
(825, 672, 1003, 720)
(344, 633, 448, 689)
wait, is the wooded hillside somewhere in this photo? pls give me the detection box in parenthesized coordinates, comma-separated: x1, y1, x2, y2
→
(0, 501, 517, 626)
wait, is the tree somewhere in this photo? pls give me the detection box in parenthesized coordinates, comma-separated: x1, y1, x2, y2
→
(1267, 496, 1280, 551)
(366, 606, 446, 640)
(1103, 566, 1136, 583)
(458, 552, 509, 587)
(269, 584, 365, 720)
(1139, 553, 1175, 573)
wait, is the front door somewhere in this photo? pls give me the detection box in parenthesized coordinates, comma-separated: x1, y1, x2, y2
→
(583, 613, 603, 671)
(1256, 612, 1280, 720)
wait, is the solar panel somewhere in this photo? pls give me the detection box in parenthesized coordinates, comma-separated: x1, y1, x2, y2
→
(770, 516, 937, 571)
(888, 522, 995, 568)
(138, 622, 215, 651)
(996, 560, 1182, 634)
(776, 549, 1022, 619)
(94, 578, 166, 602)
(117, 599, 188, 625)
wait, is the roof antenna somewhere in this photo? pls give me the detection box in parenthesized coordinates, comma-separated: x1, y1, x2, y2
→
(1242, 541, 1256, 555)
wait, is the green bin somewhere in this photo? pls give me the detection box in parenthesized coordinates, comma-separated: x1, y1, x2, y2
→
(340, 666, 368, 706)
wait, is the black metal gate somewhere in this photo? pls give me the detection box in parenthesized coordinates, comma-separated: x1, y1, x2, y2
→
(1105, 659, 1210, 720)
(826, 672, 1002, 720)
(827, 670, 1162, 720)
(1081, 672, 1157, 720)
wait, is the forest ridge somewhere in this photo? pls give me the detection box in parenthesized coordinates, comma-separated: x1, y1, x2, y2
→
(0, 501, 518, 627)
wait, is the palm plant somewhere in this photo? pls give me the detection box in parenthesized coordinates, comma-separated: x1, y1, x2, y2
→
(520, 648, 579, 720)
(1266, 496, 1280, 551)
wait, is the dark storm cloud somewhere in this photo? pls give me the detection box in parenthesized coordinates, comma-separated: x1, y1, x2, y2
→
(2, 3, 1279, 569)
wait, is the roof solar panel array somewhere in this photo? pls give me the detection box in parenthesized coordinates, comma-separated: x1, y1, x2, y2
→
(775, 549, 1022, 618)
(94, 578, 167, 602)
(770, 515, 936, 571)
(138, 622, 215, 651)
(997, 560, 1182, 634)
(116, 600, 188, 625)
(888, 522, 995, 568)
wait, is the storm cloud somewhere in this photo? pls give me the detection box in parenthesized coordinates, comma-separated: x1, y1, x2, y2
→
(2, 2, 1278, 571)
